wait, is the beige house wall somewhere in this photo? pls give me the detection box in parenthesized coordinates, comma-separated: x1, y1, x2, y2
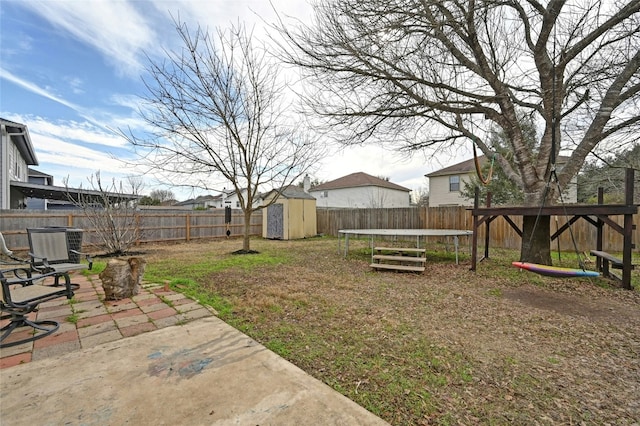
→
(428, 173, 475, 207)
(429, 172, 578, 207)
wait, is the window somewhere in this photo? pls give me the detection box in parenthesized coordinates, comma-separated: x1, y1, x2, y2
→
(449, 176, 460, 192)
(323, 191, 329, 198)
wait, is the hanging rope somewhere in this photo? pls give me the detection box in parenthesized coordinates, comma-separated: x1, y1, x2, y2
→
(473, 143, 495, 185)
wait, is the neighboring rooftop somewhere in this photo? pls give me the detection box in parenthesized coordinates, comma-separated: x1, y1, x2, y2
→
(310, 172, 410, 192)
(427, 154, 572, 177)
(426, 156, 486, 177)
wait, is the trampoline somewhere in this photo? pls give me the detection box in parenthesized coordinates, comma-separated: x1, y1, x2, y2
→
(338, 229, 473, 264)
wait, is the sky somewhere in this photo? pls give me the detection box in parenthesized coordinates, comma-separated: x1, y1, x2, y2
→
(0, 0, 472, 201)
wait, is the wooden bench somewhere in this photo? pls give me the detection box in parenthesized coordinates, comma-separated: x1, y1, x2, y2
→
(590, 250, 633, 281)
(371, 247, 426, 272)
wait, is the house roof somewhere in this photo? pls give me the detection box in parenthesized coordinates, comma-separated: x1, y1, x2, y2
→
(426, 156, 486, 177)
(28, 168, 54, 185)
(10, 181, 141, 203)
(28, 168, 52, 178)
(263, 185, 316, 200)
(174, 194, 217, 206)
(1, 118, 38, 165)
(426, 154, 572, 177)
(310, 172, 410, 192)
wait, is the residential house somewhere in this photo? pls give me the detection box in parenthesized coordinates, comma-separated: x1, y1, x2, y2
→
(173, 188, 264, 210)
(174, 195, 219, 210)
(1, 118, 38, 209)
(26, 168, 53, 210)
(222, 189, 263, 209)
(309, 172, 411, 208)
(1, 117, 140, 210)
(426, 155, 578, 207)
(425, 157, 483, 207)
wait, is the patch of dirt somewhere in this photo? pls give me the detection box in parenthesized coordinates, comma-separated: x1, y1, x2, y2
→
(503, 286, 640, 324)
(231, 249, 260, 255)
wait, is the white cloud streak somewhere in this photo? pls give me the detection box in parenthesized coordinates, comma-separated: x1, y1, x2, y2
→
(15, 0, 157, 78)
(1, 68, 82, 111)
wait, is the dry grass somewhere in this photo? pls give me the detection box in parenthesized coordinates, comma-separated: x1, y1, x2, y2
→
(139, 237, 640, 425)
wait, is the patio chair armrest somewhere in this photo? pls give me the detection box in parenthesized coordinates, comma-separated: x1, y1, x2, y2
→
(70, 250, 93, 270)
(8, 266, 34, 281)
(1, 268, 74, 308)
(28, 252, 53, 272)
(2, 268, 65, 288)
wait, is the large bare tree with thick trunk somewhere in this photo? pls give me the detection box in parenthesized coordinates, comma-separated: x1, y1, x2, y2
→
(276, 0, 640, 264)
(126, 21, 323, 252)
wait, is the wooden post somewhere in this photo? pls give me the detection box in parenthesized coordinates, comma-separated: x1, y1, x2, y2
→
(471, 187, 479, 271)
(135, 213, 141, 246)
(186, 213, 191, 242)
(596, 187, 604, 271)
(484, 192, 492, 260)
(622, 168, 635, 290)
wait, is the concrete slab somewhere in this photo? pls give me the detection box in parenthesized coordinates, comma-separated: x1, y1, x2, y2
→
(1, 316, 389, 425)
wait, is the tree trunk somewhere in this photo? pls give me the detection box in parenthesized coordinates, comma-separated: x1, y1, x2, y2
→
(99, 257, 147, 300)
(242, 210, 252, 252)
(520, 215, 552, 265)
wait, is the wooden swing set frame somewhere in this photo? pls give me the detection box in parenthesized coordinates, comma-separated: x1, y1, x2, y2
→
(470, 168, 637, 289)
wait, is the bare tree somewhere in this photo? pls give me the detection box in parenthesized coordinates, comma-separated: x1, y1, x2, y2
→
(126, 20, 323, 252)
(277, 0, 640, 264)
(65, 172, 142, 256)
(412, 185, 430, 207)
(149, 189, 175, 204)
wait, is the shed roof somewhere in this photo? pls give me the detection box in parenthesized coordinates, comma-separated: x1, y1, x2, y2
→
(310, 172, 410, 192)
(264, 185, 316, 200)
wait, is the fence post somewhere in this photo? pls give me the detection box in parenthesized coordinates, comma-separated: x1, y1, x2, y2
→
(67, 214, 73, 227)
(185, 213, 191, 242)
(135, 213, 141, 246)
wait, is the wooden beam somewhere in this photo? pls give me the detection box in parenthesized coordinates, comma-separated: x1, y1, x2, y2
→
(473, 204, 636, 216)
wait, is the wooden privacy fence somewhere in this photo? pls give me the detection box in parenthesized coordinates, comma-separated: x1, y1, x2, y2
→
(317, 206, 639, 253)
(1, 206, 637, 253)
(0, 210, 262, 252)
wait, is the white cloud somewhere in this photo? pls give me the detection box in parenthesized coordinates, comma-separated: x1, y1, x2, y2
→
(17, 116, 128, 149)
(0, 68, 82, 111)
(32, 134, 127, 168)
(29, 132, 144, 190)
(17, 0, 157, 78)
(13, 1, 313, 80)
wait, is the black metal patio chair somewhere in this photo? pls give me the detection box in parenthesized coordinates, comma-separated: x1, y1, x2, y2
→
(27, 228, 92, 289)
(0, 267, 74, 348)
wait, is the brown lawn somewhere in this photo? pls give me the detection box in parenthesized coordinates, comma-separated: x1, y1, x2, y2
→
(138, 237, 640, 425)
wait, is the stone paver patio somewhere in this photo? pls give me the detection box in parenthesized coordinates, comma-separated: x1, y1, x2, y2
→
(0, 273, 213, 368)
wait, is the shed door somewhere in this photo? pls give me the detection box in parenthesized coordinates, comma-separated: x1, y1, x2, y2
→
(266, 204, 284, 239)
